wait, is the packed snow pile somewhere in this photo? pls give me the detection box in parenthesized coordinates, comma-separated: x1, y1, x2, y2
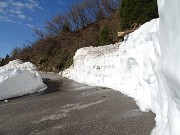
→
(0, 60, 47, 100)
(63, 19, 160, 132)
(63, 19, 159, 112)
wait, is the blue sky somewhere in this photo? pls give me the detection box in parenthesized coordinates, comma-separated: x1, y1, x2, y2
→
(0, 0, 82, 57)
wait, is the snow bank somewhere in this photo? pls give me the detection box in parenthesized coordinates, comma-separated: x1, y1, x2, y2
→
(151, 0, 180, 134)
(62, 19, 159, 132)
(62, 1, 180, 134)
(63, 19, 159, 112)
(0, 60, 47, 100)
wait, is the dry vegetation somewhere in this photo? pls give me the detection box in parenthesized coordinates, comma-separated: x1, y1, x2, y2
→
(1, 0, 158, 71)
(10, 0, 121, 72)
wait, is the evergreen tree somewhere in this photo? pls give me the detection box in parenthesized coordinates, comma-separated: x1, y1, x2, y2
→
(11, 47, 21, 59)
(5, 54, 9, 60)
(4, 54, 10, 65)
(98, 25, 110, 45)
(0, 58, 5, 67)
(62, 21, 71, 32)
(120, 0, 158, 30)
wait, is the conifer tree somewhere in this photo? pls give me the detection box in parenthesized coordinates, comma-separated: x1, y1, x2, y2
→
(120, 0, 158, 30)
(98, 25, 109, 45)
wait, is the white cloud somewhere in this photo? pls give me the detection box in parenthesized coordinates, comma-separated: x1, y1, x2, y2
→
(0, 15, 16, 23)
(28, 17, 32, 21)
(29, 0, 35, 3)
(18, 14, 27, 20)
(10, 9, 22, 14)
(0, 1, 8, 8)
(39, 6, 44, 11)
(6, 19, 16, 23)
(1, 0, 41, 10)
(0, 16, 5, 19)
(12, 2, 25, 9)
(0, 0, 46, 30)
(25, 1, 41, 11)
(57, 0, 66, 6)
(0, 9, 4, 13)
(0, 0, 43, 24)
(27, 24, 35, 28)
(25, 3, 34, 10)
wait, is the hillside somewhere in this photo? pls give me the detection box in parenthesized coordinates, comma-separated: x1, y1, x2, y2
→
(7, 0, 158, 72)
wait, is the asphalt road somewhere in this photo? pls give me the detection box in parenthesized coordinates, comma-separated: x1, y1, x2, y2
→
(0, 73, 155, 135)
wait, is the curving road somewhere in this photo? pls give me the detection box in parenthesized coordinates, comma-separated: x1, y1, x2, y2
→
(0, 73, 155, 135)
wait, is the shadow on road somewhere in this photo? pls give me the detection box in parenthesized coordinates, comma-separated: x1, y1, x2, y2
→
(39, 78, 63, 95)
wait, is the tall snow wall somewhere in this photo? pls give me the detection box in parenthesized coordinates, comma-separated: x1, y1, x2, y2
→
(62, 0, 180, 134)
(62, 19, 161, 133)
(152, 0, 180, 135)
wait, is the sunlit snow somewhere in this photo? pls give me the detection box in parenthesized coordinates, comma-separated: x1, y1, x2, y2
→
(0, 60, 47, 100)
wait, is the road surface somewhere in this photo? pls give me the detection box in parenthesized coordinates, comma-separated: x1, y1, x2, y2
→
(0, 73, 155, 135)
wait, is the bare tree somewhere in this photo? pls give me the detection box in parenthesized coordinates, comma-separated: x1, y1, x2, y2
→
(69, 6, 80, 30)
(33, 28, 45, 40)
(36, 0, 121, 36)
(45, 22, 60, 35)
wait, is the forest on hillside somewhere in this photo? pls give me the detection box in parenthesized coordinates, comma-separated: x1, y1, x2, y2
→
(0, 0, 158, 72)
